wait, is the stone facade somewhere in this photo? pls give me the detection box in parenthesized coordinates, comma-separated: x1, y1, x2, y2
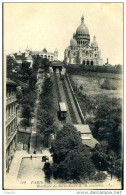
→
(6, 79, 17, 172)
(12, 48, 58, 68)
(31, 48, 58, 61)
(64, 15, 103, 66)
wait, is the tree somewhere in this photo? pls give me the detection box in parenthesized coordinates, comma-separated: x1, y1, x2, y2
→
(21, 104, 33, 122)
(106, 150, 117, 180)
(40, 58, 50, 72)
(6, 55, 18, 78)
(16, 88, 23, 104)
(51, 123, 82, 164)
(44, 124, 58, 147)
(50, 124, 96, 181)
(36, 108, 55, 147)
(113, 159, 122, 180)
(41, 77, 53, 96)
(92, 141, 108, 171)
(94, 96, 122, 157)
(52, 146, 96, 181)
(21, 92, 36, 108)
(32, 55, 41, 72)
(37, 109, 55, 134)
(20, 118, 31, 129)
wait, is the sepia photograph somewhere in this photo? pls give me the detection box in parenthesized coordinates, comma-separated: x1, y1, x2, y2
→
(3, 2, 123, 190)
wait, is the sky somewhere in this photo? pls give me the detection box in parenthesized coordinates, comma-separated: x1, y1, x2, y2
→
(3, 3, 123, 65)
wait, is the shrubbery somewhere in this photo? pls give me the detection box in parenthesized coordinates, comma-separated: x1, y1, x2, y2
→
(100, 79, 117, 90)
(66, 64, 122, 74)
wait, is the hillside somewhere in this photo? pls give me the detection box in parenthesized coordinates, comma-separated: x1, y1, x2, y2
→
(71, 73, 123, 99)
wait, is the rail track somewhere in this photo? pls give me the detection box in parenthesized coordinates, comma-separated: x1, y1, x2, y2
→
(53, 71, 81, 124)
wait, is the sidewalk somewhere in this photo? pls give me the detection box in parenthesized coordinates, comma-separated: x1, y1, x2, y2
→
(5, 149, 52, 179)
(5, 150, 27, 188)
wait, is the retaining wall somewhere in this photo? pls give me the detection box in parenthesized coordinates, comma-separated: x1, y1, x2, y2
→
(65, 74, 85, 124)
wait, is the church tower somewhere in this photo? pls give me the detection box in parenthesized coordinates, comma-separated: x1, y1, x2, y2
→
(54, 48, 58, 61)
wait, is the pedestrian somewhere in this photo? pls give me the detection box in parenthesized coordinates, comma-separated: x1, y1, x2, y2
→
(30, 155, 32, 160)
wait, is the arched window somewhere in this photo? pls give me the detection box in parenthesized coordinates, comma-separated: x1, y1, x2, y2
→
(83, 60, 85, 65)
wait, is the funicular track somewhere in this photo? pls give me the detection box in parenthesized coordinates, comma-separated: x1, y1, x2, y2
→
(62, 79, 77, 124)
(53, 71, 81, 124)
(53, 72, 62, 102)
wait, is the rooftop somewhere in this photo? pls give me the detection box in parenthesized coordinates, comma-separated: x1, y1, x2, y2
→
(59, 102, 67, 112)
(31, 51, 54, 55)
(51, 61, 63, 67)
(82, 138, 99, 148)
(74, 124, 91, 134)
(6, 78, 17, 86)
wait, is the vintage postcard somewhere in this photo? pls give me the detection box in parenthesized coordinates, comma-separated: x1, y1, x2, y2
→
(3, 2, 123, 190)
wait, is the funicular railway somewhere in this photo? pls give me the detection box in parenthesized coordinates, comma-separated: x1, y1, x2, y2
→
(51, 61, 82, 125)
(51, 61, 99, 148)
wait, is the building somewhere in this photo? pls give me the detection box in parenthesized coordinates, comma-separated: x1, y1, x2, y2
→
(31, 48, 58, 61)
(51, 60, 64, 71)
(13, 49, 33, 68)
(12, 48, 58, 68)
(64, 15, 103, 66)
(74, 124, 99, 148)
(6, 78, 17, 172)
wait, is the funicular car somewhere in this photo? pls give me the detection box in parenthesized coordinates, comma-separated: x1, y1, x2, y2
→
(60, 71, 65, 80)
(58, 102, 67, 119)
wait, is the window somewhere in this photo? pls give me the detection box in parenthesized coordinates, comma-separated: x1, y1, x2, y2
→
(13, 104, 15, 113)
(8, 107, 10, 118)
(8, 126, 11, 137)
(91, 61, 93, 66)
(6, 108, 8, 121)
(8, 89, 11, 97)
(6, 127, 8, 139)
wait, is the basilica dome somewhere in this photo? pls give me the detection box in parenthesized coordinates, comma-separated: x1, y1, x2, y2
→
(91, 36, 98, 48)
(70, 38, 77, 46)
(76, 15, 89, 35)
